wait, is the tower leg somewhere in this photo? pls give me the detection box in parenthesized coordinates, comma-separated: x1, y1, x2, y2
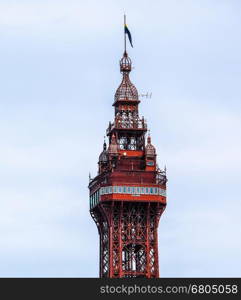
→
(96, 201, 165, 278)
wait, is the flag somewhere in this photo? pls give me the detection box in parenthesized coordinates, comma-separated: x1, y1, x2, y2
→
(124, 24, 133, 48)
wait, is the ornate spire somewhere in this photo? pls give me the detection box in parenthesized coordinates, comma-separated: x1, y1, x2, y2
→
(147, 130, 151, 144)
(108, 133, 118, 155)
(114, 52, 139, 103)
(145, 133, 156, 157)
(99, 138, 108, 163)
(103, 137, 107, 151)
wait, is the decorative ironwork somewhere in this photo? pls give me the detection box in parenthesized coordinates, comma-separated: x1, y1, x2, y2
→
(156, 166, 167, 185)
(106, 116, 147, 135)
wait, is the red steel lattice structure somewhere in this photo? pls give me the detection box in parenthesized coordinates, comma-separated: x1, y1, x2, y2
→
(89, 50, 167, 278)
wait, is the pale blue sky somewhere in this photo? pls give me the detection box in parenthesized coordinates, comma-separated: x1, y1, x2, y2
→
(0, 0, 241, 277)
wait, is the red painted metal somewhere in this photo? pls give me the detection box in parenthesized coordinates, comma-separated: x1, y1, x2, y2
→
(89, 50, 167, 278)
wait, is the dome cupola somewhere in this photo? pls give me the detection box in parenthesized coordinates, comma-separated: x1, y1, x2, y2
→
(99, 140, 108, 163)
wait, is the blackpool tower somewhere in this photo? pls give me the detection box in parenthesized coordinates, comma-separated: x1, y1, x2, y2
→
(88, 28, 167, 277)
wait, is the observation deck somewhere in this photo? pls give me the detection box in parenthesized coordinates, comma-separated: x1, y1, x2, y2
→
(106, 116, 147, 136)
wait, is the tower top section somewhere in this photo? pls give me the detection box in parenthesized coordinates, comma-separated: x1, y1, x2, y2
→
(114, 51, 139, 104)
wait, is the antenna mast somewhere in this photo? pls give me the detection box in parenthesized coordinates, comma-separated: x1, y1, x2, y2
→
(124, 14, 126, 53)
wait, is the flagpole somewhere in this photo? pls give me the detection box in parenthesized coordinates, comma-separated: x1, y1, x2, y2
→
(124, 14, 126, 53)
